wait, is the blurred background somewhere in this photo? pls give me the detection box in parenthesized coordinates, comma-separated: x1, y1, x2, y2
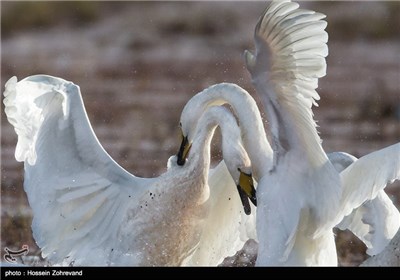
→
(1, 1, 399, 266)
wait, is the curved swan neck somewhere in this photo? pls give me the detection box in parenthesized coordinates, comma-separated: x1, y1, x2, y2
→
(184, 83, 272, 180)
(186, 106, 243, 184)
(187, 118, 218, 177)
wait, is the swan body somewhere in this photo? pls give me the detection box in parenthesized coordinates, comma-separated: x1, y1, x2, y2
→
(245, 0, 400, 266)
(3, 75, 255, 266)
(246, 0, 341, 266)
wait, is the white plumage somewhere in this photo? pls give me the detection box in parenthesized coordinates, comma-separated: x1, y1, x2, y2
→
(3, 75, 255, 266)
(3, 0, 399, 267)
(245, 0, 400, 266)
(179, 82, 272, 184)
(246, 0, 341, 265)
(175, 79, 399, 265)
(332, 152, 400, 256)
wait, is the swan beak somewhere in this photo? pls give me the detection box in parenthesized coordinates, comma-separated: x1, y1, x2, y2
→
(177, 136, 192, 166)
(238, 169, 257, 207)
(236, 185, 252, 215)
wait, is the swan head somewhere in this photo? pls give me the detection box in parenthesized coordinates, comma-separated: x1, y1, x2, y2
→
(235, 168, 257, 215)
(177, 96, 205, 166)
(177, 83, 239, 166)
(177, 104, 257, 214)
(225, 147, 257, 215)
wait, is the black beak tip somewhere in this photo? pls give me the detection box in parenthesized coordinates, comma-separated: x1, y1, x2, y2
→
(177, 157, 185, 166)
(236, 185, 252, 215)
(244, 205, 251, 215)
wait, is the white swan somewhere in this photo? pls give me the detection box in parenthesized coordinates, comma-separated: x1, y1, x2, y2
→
(176, 81, 399, 264)
(179, 105, 257, 266)
(244, 0, 400, 266)
(176, 82, 273, 265)
(2, 75, 255, 266)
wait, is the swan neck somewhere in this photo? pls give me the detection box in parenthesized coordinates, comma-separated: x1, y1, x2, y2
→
(188, 123, 217, 175)
(198, 84, 272, 178)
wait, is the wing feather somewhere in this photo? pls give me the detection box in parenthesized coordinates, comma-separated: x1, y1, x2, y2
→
(247, 0, 341, 236)
(337, 143, 400, 224)
(3, 75, 150, 265)
(329, 151, 400, 255)
(246, 0, 331, 166)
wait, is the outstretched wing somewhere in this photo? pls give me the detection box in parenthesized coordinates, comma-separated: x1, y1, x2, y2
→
(329, 151, 400, 256)
(183, 160, 256, 266)
(3, 75, 151, 265)
(246, 0, 329, 167)
(246, 0, 340, 235)
(335, 143, 400, 229)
